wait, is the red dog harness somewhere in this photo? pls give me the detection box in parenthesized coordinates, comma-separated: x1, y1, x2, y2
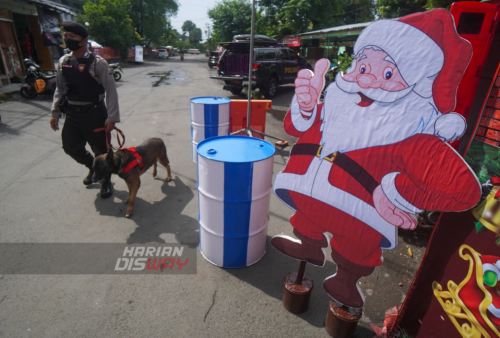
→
(121, 147, 144, 174)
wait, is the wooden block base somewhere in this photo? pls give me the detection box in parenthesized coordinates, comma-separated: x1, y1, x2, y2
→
(325, 300, 362, 338)
(282, 271, 313, 314)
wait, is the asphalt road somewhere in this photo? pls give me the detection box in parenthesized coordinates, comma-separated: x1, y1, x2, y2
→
(0, 54, 432, 338)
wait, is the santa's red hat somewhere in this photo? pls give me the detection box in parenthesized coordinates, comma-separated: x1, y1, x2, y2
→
(353, 9, 472, 113)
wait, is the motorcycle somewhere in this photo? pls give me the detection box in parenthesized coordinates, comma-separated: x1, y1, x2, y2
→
(108, 63, 123, 81)
(180, 53, 184, 61)
(20, 58, 57, 99)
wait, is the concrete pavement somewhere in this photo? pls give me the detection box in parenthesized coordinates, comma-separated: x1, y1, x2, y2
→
(0, 83, 22, 97)
(0, 54, 431, 338)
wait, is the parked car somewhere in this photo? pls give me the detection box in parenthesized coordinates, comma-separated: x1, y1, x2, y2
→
(188, 48, 200, 55)
(210, 35, 311, 98)
(157, 48, 169, 59)
(208, 51, 223, 68)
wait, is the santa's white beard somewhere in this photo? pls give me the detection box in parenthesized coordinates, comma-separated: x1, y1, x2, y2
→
(318, 81, 441, 158)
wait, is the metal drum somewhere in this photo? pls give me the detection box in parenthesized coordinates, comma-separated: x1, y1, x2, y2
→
(190, 97, 231, 163)
(197, 136, 275, 268)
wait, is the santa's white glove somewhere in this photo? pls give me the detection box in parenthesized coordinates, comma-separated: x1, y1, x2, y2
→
(434, 113, 466, 143)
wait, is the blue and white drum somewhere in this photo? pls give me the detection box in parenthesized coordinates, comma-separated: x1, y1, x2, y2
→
(197, 136, 275, 268)
(190, 97, 231, 163)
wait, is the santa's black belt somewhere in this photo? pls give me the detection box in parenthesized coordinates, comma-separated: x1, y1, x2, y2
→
(290, 143, 379, 195)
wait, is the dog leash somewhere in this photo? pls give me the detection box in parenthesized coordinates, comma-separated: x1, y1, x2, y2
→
(94, 126, 125, 151)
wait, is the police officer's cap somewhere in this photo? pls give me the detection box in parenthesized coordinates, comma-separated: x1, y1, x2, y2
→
(62, 21, 88, 38)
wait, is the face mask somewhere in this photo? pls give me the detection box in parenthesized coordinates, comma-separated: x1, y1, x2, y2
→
(64, 38, 82, 51)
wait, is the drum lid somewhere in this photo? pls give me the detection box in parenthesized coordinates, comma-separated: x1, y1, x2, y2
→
(197, 136, 275, 163)
(190, 97, 231, 105)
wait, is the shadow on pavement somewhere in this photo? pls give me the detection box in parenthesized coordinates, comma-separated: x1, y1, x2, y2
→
(0, 123, 20, 136)
(93, 176, 198, 247)
(0, 99, 52, 138)
(223, 236, 341, 328)
(398, 225, 433, 248)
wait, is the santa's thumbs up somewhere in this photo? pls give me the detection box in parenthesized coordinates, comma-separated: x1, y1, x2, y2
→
(295, 59, 330, 112)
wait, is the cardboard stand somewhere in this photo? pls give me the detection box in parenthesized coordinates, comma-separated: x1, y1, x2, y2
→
(282, 261, 313, 314)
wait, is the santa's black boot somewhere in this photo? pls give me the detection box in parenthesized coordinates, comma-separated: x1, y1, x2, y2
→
(323, 250, 375, 308)
(271, 229, 328, 266)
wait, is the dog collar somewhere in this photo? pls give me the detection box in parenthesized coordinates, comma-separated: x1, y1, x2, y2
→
(120, 147, 144, 174)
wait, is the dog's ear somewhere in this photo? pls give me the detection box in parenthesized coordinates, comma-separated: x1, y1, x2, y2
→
(107, 148, 114, 165)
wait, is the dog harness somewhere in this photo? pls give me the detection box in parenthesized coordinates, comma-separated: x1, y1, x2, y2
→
(121, 147, 144, 174)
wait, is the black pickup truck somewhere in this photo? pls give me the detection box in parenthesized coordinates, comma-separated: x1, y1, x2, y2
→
(210, 35, 311, 98)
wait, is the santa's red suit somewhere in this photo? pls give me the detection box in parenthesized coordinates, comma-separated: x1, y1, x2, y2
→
(273, 102, 481, 268)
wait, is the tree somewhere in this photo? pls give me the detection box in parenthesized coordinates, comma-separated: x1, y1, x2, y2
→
(190, 27, 202, 45)
(78, 0, 136, 55)
(332, 0, 376, 25)
(182, 20, 196, 35)
(424, 0, 468, 11)
(208, 0, 252, 42)
(205, 32, 221, 51)
(129, 0, 179, 45)
(256, 0, 373, 40)
(256, 0, 311, 39)
(159, 24, 179, 46)
(378, 0, 426, 18)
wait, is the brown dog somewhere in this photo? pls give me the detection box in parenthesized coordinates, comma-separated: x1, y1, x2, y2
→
(93, 137, 172, 217)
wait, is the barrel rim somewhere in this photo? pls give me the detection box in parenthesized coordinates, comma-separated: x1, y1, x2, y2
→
(197, 135, 275, 163)
(191, 121, 230, 127)
(190, 96, 231, 104)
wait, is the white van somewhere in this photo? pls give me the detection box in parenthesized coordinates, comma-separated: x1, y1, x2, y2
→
(157, 48, 169, 59)
(188, 49, 200, 55)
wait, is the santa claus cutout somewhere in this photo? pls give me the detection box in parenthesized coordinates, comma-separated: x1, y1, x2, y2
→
(272, 9, 482, 309)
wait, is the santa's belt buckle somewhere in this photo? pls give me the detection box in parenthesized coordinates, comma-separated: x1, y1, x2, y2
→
(316, 146, 337, 162)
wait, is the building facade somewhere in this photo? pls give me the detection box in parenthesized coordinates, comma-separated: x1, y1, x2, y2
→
(0, 0, 82, 85)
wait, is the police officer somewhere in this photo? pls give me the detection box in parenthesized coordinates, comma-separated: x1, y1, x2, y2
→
(50, 21, 120, 198)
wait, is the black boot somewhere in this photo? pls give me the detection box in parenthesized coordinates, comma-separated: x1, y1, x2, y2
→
(323, 250, 375, 308)
(100, 174, 113, 199)
(271, 229, 328, 267)
(83, 168, 94, 186)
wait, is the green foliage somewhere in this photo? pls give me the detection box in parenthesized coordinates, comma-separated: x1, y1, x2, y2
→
(378, 0, 427, 18)
(337, 53, 354, 73)
(182, 20, 196, 35)
(159, 24, 179, 47)
(129, 0, 178, 45)
(256, 0, 311, 39)
(80, 0, 178, 50)
(255, 0, 375, 41)
(424, 0, 468, 10)
(333, 0, 376, 26)
(205, 32, 221, 51)
(190, 27, 202, 45)
(378, 0, 464, 19)
(208, 0, 252, 42)
(464, 140, 500, 185)
(78, 0, 136, 56)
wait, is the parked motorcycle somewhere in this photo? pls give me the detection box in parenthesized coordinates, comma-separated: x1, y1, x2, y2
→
(20, 58, 57, 99)
(108, 63, 123, 81)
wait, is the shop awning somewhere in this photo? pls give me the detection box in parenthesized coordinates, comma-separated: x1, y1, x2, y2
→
(299, 22, 372, 40)
(30, 0, 77, 16)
